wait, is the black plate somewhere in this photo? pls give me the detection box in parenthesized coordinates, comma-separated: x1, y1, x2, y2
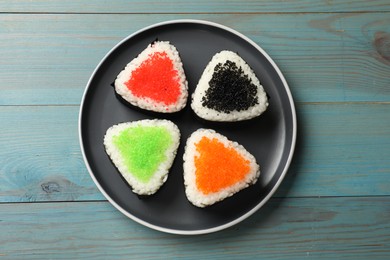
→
(79, 20, 296, 235)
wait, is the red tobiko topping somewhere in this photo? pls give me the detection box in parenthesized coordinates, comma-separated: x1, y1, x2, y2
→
(125, 51, 181, 105)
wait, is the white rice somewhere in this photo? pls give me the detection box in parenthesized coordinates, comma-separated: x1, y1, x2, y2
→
(104, 119, 180, 195)
(191, 50, 268, 121)
(183, 129, 260, 207)
(115, 41, 188, 113)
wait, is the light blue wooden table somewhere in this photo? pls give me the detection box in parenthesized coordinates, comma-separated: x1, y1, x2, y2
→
(1, 1, 389, 258)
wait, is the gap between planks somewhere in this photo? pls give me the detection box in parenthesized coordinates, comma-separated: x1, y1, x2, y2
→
(1, 11, 390, 15)
(1, 101, 390, 108)
(0, 194, 389, 205)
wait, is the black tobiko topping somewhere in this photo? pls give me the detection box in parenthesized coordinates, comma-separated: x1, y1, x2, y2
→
(201, 60, 258, 113)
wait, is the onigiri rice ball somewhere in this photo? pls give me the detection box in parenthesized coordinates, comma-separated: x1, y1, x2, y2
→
(104, 119, 180, 195)
(191, 50, 268, 121)
(115, 41, 188, 113)
(183, 128, 260, 207)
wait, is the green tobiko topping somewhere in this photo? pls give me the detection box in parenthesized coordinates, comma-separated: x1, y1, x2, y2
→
(113, 125, 173, 183)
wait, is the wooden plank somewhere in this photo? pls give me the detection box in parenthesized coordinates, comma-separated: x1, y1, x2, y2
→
(0, 0, 389, 13)
(0, 106, 104, 202)
(0, 13, 389, 105)
(0, 197, 389, 258)
(276, 102, 390, 198)
(0, 103, 389, 202)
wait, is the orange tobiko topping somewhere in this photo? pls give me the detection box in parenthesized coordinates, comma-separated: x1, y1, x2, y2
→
(194, 136, 251, 194)
(125, 51, 181, 105)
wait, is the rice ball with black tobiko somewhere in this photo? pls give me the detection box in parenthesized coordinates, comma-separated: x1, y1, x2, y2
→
(191, 50, 268, 121)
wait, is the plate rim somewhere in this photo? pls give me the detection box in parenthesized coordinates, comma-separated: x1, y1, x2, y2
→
(78, 19, 297, 235)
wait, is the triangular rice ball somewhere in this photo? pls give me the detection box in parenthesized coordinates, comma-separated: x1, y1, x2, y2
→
(183, 129, 260, 207)
(104, 119, 180, 195)
(191, 50, 268, 121)
(115, 41, 188, 113)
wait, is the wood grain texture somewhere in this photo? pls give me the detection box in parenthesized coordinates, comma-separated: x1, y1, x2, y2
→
(0, 13, 389, 105)
(0, 103, 389, 202)
(0, 197, 389, 259)
(0, 0, 389, 13)
(0, 106, 103, 202)
(0, 0, 389, 257)
(277, 102, 390, 198)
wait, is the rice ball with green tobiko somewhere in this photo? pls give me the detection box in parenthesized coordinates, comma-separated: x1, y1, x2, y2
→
(191, 50, 268, 122)
(104, 119, 180, 195)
